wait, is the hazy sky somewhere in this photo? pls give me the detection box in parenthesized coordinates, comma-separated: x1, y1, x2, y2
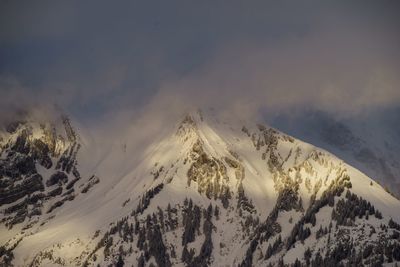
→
(1, 1, 399, 124)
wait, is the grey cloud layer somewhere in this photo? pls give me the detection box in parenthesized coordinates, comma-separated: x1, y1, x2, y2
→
(0, 1, 399, 123)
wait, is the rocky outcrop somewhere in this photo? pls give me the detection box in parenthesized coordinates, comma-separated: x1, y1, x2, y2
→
(2, 114, 400, 267)
(187, 140, 231, 208)
(0, 117, 83, 230)
(0, 174, 44, 205)
(46, 171, 68, 187)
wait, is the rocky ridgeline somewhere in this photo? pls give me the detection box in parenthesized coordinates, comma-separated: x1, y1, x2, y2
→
(74, 118, 400, 267)
(0, 117, 87, 230)
(2, 114, 400, 267)
(187, 140, 232, 208)
(238, 125, 400, 267)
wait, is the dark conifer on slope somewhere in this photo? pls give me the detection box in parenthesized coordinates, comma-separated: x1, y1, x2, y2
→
(1, 112, 400, 266)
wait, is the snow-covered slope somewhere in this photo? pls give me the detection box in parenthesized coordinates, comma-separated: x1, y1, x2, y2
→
(269, 110, 400, 198)
(1, 111, 400, 266)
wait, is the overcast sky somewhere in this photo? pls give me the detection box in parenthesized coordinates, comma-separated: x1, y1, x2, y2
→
(1, 1, 399, 124)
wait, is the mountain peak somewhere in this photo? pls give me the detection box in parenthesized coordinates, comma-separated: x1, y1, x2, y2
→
(1, 112, 400, 266)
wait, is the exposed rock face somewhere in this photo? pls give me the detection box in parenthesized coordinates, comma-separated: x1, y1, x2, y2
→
(46, 171, 68, 187)
(0, 116, 88, 231)
(1, 112, 400, 267)
(271, 111, 400, 198)
(0, 174, 44, 205)
(46, 171, 68, 186)
(31, 139, 53, 169)
(187, 140, 231, 208)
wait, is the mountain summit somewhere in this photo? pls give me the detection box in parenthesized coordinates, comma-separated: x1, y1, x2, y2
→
(1, 111, 400, 266)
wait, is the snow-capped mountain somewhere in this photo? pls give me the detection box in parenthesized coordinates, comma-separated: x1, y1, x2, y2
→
(269, 110, 400, 198)
(1, 110, 400, 267)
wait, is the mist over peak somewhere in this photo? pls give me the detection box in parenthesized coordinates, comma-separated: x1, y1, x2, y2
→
(1, 1, 399, 126)
(2, 2, 400, 266)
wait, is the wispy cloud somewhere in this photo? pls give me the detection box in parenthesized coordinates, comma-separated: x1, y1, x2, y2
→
(1, 1, 399, 124)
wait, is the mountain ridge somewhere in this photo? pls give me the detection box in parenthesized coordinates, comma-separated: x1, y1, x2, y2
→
(1, 110, 400, 266)
(269, 110, 400, 198)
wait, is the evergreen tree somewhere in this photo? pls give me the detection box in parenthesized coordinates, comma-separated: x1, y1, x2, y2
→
(304, 247, 312, 266)
(116, 255, 124, 267)
(214, 206, 220, 220)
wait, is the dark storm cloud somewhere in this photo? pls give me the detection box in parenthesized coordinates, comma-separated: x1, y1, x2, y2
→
(0, 0, 399, 124)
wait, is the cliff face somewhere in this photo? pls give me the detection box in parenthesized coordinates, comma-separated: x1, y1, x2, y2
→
(1, 111, 400, 267)
(0, 117, 83, 232)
